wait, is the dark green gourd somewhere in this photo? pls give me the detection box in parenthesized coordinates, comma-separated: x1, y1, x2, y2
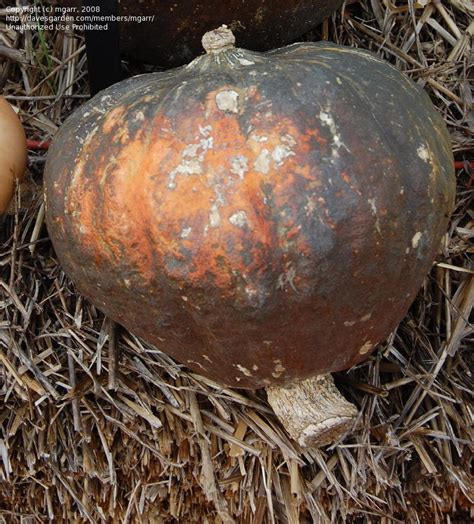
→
(44, 27, 455, 446)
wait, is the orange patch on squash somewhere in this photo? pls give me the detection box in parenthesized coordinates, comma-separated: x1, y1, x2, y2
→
(67, 87, 326, 295)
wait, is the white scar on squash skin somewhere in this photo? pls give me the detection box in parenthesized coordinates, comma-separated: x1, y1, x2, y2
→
(134, 110, 145, 122)
(167, 126, 214, 189)
(249, 133, 268, 142)
(368, 198, 377, 215)
(244, 285, 259, 302)
(359, 341, 373, 355)
(254, 149, 271, 174)
(229, 210, 249, 228)
(215, 90, 239, 113)
(207, 183, 227, 230)
(417, 144, 431, 163)
(199, 125, 212, 137)
(100, 94, 113, 105)
(272, 359, 286, 378)
(304, 194, 318, 216)
(230, 155, 249, 179)
(249, 133, 296, 175)
(319, 109, 343, 156)
(180, 227, 192, 238)
(209, 203, 221, 228)
(344, 313, 371, 327)
(235, 364, 252, 377)
(368, 198, 381, 234)
(238, 58, 255, 66)
(411, 231, 423, 248)
(272, 134, 296, 166)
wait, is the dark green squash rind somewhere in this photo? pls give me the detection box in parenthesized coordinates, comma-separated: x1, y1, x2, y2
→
(44, 42, 455, 389)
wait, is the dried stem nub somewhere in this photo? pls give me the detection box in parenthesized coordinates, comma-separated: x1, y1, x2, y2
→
(266, 374, 358, 448)
(202, 25, 236, 54)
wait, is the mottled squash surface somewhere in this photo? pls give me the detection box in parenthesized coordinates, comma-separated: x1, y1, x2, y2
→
(62, 0, 342, 66)
(44, 40, 455, 389)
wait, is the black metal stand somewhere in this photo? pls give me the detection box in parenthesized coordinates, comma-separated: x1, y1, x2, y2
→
(83, 0, 122, 95)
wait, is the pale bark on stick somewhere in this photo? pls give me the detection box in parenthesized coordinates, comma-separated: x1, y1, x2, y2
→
(266, 374, 358, 448)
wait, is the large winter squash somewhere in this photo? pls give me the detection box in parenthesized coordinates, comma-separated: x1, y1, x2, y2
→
(61, 0, 343, 66)
(44, 27, 455, 446)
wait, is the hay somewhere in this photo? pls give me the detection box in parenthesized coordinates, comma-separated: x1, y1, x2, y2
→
(1, 0, 473, 522)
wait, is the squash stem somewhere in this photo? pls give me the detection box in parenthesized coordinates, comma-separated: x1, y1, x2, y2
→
(266, 374, 358, 447)
(202, 26, 236, 54)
